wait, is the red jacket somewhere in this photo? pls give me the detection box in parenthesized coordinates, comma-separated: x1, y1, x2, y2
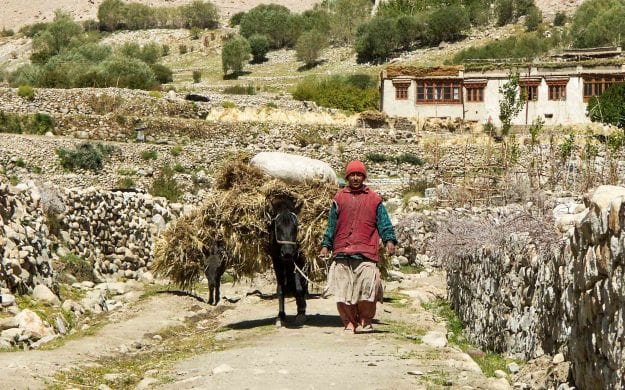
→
(332, 185, 382, 261)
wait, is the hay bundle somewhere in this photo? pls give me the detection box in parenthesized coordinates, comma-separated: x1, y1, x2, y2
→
(152, 154, 337, 288)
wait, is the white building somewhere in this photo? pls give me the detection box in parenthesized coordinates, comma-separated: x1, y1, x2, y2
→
(380, 60, 625, 127)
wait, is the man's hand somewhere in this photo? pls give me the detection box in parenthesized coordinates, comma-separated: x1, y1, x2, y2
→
(385, 241, 396, 256)
(320, 246, 330, 258)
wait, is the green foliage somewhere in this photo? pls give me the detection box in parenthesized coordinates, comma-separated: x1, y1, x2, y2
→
(570, 0, 625, 48)
(524, 6, 543, 32)
(222, 101, 237, 108)
(149, 165, 182, 202)
(116, 176, 135, 189)
(173, 163, 186, 173)
(553, 11, 567, 26)
(422, 298, 467, 348)
(17, 85, 35, 101)
(452, 31, 554, 63)
(528, 116, 544, 145)
(365, 152, 389, 163)
(426, 5, 470, 44)
(30, 11, 85, 65)
(192, 70, 202, 83)
(396, 152, 424, 166)
(170, 145, 183, 156)
(57, 142, 115, 171)
(141, 150, 158, 160)
(229, 11, 246, 27)
(365, 152, 423, 165)
(295, 30, 328, 67)
(395, 14, 426, 50)
(148, 90, 162, 98)
(151, 64, 173, 84)
(178, 44, 188, 55)
(100, 55, 157, 89)
(588, 83, 625, 128)
(326, 0, 372, 46)
(248, 33, 270, 63)
(98, 0, 218, 31)
(292, 74, 379, 113)
(58, 253, 94, 282)
(498, 73, 525, 136)
(355, 16, 398, 63)
(558, 133, 577, 160)
(223, 84, 256, 95)
(0, 28, 15, 37)
(495, 0, 513, 26)
(180, 1, 219, 29)
(161, 44, 170, 56)
(239, 4, 300, 49)
(0, 111, 54, 135)
(607, 130, 625, 154)
(221, 34, 251, 76)
(19, 22, 50, 38)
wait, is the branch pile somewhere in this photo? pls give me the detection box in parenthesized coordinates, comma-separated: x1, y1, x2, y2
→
(152, 154, 337, 290)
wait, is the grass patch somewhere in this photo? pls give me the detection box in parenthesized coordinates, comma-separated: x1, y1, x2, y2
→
(422, 298, 521, 377)
(399, 264, 425, 274)
(141, 150, 158, 160)
(378, 319, 426, 344)
(383, 290, 411, 308)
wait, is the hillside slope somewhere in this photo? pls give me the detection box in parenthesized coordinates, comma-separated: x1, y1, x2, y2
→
(0, 0, 321, 31)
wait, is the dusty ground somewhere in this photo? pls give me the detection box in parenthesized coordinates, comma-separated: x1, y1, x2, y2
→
(0, 271, 512, 390)
(0, 0, 321, 32)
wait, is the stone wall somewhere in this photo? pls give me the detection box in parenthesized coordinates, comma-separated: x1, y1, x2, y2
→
(0, 181, 184, 293)
(445, 185, 625, 389)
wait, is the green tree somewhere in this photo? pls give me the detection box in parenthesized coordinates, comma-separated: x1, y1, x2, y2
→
(295, 30, 328, 67)
(355, 16, 398, 63)
(328, 0, 372, 46)
(496, 0, 514, 26)
(426, 6, 470, 44)
(239, 4, 298, 49)
(221, 35, 251, 76)
(553, 11, 567, 26)
(180, 0, 219, 29)
(498, 72, 525, 136)
(248, 34, 270, 63)
(588, 83, 625, 128)
(395, 14, 426, 50)
(99, 55, 157, 89)
(31, 11, 84, 64)
(524, 6, 542, 32)
(570, 0, 625, 48)
(97, 0, 126, 31)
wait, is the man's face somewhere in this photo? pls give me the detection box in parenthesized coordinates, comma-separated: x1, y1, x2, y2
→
(347, 172, 365, 190)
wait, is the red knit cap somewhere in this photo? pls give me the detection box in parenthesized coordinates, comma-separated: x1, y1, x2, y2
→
(345, 160, 367, 179)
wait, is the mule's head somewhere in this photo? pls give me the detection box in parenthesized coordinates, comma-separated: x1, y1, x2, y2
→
(271, 199, 299, 261)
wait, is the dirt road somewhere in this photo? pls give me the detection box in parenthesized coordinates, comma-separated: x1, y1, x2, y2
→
(0, 271, 512, 390)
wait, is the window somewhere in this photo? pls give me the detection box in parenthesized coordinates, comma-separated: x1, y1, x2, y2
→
(546, 78, 568, 101)
(519, 78, 541, 101)
(416, 80, 462, 103)
(393, 81, 410, 100)
(583, 75, 624, 100)
(464, 81, 486, 102)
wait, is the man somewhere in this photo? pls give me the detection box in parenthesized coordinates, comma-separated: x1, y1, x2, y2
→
(320, 160, 397, 333)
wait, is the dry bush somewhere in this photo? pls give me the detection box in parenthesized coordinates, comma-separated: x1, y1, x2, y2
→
(429, 210, 561, 267)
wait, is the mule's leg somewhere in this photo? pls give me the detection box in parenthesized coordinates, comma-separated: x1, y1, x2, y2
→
(294, 271, 307, 326)
(276, 282, 286, 327)
(208, 282, 215, 305)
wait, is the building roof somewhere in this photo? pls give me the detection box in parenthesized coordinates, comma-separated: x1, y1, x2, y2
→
(382, 65, 463, 79)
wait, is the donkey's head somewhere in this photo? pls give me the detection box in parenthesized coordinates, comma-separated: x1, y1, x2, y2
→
(270, 197, 299, 261)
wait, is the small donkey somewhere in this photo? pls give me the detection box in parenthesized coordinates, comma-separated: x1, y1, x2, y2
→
(202, 241, 227, 305)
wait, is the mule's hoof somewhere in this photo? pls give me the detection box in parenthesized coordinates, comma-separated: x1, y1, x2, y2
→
(275, 317, 284, 328)
(294, 313, 306, 326)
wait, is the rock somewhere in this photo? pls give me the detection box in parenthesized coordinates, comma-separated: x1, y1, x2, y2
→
(212, 363, 234, 374)
(0, 317, 18, 331)
(507, 362, 520, 373)
(494, 369, 507, 378)
(14, 309, 54, 340)
(421, 331, 447, 348)
(32, 284, 61, 306)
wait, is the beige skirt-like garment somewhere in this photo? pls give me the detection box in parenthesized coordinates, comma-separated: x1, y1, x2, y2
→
(323, 258, 383, 304)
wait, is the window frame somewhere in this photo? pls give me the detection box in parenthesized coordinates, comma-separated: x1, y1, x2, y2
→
(519, 78, 541, 101)
(464, 80, 487, 103)
(583, 75, 625, 101)
(392, 80, 411, 100)
(415, 79, 462, 104)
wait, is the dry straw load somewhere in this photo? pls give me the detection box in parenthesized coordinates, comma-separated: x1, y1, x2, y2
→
(153, 154, 337, 290)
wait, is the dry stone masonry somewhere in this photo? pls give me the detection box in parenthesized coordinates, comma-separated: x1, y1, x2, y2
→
(445, 185, 625, 389)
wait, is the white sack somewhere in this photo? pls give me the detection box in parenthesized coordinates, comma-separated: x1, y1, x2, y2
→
(251, 152, 337, 185)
